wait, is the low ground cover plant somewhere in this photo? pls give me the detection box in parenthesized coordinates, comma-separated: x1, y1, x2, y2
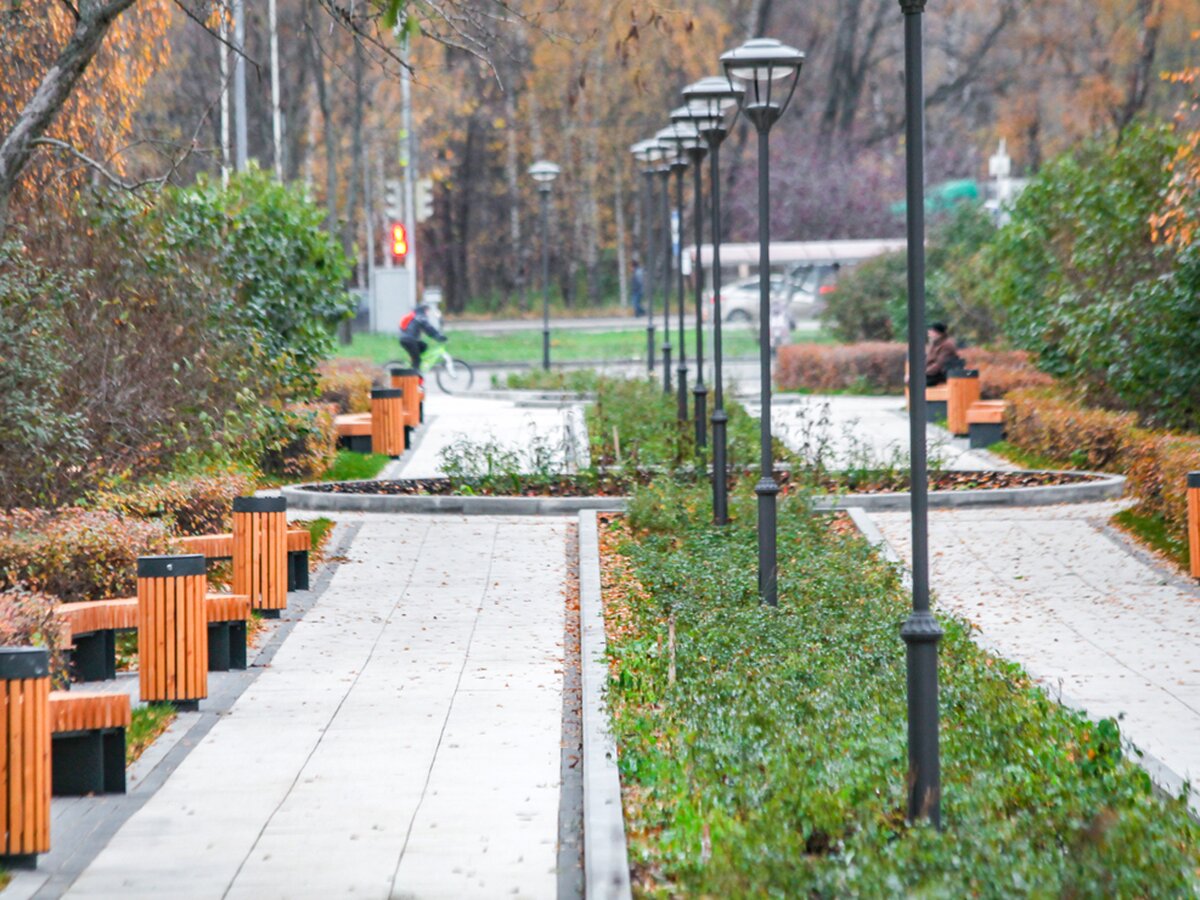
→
(603, 484, 1200, 895)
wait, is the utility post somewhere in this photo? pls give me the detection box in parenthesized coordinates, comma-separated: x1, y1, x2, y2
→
(400, 41, 418, 310)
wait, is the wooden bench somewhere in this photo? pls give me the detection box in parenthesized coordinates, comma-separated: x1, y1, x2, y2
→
(49, 691, 130, 796)
(334, 412, 373, 453)
(967, 400, 1008, 448)
(947, 369, 981, 436)
(903, 384, 950, 422)
(178, 526, 311, 592)
(60, 593, 252, 682)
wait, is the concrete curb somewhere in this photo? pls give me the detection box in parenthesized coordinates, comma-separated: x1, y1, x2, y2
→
(578, 510, 633, 900)
(281, 483, 628, 516)
(811, 470, 1125, 511)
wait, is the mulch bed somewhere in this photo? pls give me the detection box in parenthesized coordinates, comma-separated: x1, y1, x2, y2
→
(300, 468, 1101, 498)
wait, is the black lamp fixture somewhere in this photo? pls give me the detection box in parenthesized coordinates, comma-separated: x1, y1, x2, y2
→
(682, 75, 744, 525)
(527, 159, 561, 371)
(721, 36, 805, 607)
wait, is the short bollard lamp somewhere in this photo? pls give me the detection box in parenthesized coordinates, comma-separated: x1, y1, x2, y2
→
(528, 159, 560, 371)
(721, 36, 805, 607)
(630, 139, 663, 372)
(683, 75, 744, 525)
(658, 119, 703, 425)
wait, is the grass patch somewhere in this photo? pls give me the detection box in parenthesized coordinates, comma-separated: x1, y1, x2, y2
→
(127, 703, 177, 765)
(335, 327, 762, 366)
(1113, 508, 1191, 570)
(498, 369, 606, 392)
(325, 449, 390, 482)
(987, 439, 1073, 470)
(603, 481, 1200, 896)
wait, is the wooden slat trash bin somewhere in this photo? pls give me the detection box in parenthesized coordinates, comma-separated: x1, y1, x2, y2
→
(0, 647, 51, 867)
(138, 555, 208, 710)
(388, 367, 422, 440)
(233, 496, 288, 618)
(947, 369, 981, 436)
(371, 388, 407, 458)
(1189, 472, 1200, 580)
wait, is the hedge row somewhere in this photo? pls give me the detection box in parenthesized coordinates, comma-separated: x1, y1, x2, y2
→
(93, 472, 255, 536)
(1005, 388, 1200, 541)
(317, 359, 376, 415)
(775, 342, 1053, 398)
(0, 587, 68, 684)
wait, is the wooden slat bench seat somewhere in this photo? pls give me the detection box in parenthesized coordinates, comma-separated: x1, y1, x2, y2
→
(178, 526, 311, 592)
(967, 400, 1009, 448)
(48, 691, 130, 796)
(334, 412, 373, 453)
(60, 593, 252, 682)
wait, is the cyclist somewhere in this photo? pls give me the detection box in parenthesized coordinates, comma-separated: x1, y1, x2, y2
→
(398, 303, 448, 370)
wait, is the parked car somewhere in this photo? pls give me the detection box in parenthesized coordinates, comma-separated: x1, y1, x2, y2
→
(705, 264, 838, 325)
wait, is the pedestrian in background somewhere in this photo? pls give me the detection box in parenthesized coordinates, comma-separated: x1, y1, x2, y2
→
(630, 259, 645, 317)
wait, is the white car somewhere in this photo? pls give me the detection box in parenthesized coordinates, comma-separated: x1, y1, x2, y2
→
(705, 275, 786, 323)
(704, 265, 837, 324)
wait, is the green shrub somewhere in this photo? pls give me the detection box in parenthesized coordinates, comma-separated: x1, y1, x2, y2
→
(0, 586, 69, 684)
(258, 403, 339, 482)
(604, 488, 1200, 895)
(0, 509, 174, 602)
(93, 472, 256, 536)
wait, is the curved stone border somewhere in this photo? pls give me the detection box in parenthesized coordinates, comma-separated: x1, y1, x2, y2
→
(281, 482, 628, 515)
(811, 470, 1125, 511)
(578, 510, 633, 900)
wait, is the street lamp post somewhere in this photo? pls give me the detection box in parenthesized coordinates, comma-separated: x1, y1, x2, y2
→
(655, 140, 676, 395)
(658, 123, 700, 424)
(682, 76, 744, 524)
(631, 140, 661, 373)
(898, 0, 943, 828)
(528, 160, 560, 371)
(722, 37, 805, 607)
(671, 106, 711, 448)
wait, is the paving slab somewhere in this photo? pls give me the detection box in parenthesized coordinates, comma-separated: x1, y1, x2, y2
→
(867, 501, 1200, 794)
(62, 514, 570, 899)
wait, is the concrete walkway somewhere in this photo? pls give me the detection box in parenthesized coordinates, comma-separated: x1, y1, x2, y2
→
(63, 514, 571, 899)
(866, 500, 1200, 802)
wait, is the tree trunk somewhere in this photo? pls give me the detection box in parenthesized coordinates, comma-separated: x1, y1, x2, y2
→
(0, 0, 138, 231)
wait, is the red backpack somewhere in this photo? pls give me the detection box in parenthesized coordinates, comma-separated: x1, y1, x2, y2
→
(399, 310, 416, 332)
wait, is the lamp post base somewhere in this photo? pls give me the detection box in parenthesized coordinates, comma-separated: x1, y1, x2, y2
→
(542, 328, 550, 371)
(693, 384, 708, 448)
(900, 609, 943, 827)
(755, 476, 780, 606)
(676, 366, 689, 422)
(662, 344, 673, 394)
(711, 408, 728, 525)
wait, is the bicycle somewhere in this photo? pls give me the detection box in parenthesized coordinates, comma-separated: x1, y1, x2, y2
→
(385, 342, 475, 394)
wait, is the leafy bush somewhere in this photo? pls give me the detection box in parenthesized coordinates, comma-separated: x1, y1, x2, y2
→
(258, 403, 339, 481)
(0, 509, 173, 602)
(317, 359, 376, 414)
(0, 586, 69, 684)
(821, 204, 1000, 344)
(603, 490, 1200, 896)
(1005, 389, 1137, 470)
(971, 125, 1200, 430)
(775, 342, 906, 393)
(93, 472, 255, 536)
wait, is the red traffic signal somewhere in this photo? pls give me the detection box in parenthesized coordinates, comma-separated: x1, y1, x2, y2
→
(390, 222, 409, 264)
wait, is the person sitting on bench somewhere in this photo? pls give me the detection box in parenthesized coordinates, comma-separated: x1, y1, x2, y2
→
(925, 322, 961, 387)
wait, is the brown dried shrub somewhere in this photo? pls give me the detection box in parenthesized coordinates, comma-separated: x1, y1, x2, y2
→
(0, 586, 69, 684)
(959, 348, 1056, 399)
(317, 359, 377, 414)
(1004, 389, 1138, 470)
(92, 471, 256, 536)
(1124, 432, 1200, 535)
(775, 342, 907, 393)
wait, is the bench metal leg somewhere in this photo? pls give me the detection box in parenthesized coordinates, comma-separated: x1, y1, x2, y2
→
(207, 622, 232, 672)
(925, 400, 948, 424)
(52, 732, 105, 795)
(969, 422, 1005, 449)
(103, 728, 126, 793)
(288, 549, 310, 592)
(229, 621, 248, 670)
(71, 631, 116, 682)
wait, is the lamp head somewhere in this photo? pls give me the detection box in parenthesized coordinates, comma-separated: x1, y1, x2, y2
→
(720, 37, 805, 133)
(527, 159, 561, 191)
(682, 76, 743, 143)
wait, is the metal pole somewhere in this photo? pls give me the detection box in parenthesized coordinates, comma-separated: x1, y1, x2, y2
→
(269, 0, 283, 179)
(899, 0, 942, 828)
(401, 41, 418, 312)
(541, 187, 551, 370)
(754, 124, 779, 607)
(232, 0, 248, 172)
(643, 169, 656, 372)
(218, 1, 231, 187)
(708, 136, 728, 525)
(690, 148, 707, 448)
(660, 167, 673, 395)
(674, 162, 689, 423)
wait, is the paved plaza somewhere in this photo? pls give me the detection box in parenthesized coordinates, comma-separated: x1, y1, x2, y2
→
(59, 514, 572, 899)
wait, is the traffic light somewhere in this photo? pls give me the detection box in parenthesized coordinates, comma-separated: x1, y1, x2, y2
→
(415, 178, 434, 223)
(390, 222, 408, 264)
(384, 179, 403, 220)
